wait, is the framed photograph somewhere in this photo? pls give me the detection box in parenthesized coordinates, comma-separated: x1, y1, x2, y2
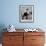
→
(19, 5, 34, 23)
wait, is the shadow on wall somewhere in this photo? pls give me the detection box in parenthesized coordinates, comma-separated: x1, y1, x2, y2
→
(0, 24, 7, 43)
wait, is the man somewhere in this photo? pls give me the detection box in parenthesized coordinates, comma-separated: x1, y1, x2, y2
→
(22, 8, 29, 19)
(22, 8, 32, 20)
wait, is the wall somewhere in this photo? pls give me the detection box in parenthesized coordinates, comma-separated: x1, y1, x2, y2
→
(0, 0, 46, 29)
(0, 0, 46, 44)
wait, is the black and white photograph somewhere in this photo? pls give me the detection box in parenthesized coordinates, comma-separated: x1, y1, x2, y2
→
(19, 5, 34, 22)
